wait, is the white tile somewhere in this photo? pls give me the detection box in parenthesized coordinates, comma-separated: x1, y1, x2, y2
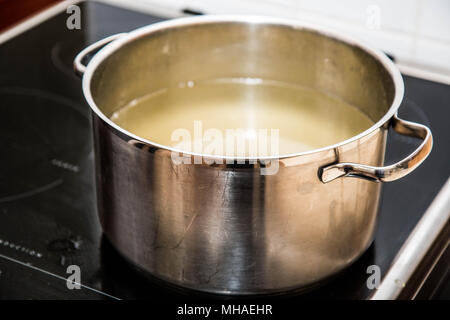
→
(265, 0, 298, 7)
(299, 0, 418, 34)
(295, 8, 415, 62)
(414, 38, 450, 72)
(350, 28, 415, 62)
(418, 0, 450, 42)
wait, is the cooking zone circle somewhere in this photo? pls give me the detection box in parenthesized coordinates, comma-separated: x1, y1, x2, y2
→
(0, 87, 90, 202)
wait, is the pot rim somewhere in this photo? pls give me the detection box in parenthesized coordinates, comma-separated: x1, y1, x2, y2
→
(81, 14, 404, 161)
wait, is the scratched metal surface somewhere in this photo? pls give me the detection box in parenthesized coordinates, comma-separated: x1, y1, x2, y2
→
(0, 1, 448, 300)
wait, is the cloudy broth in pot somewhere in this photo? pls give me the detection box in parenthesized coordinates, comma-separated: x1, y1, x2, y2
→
(110, 78, 374, 157)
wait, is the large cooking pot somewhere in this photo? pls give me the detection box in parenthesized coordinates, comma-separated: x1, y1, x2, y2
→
(74, 16, 432, 294)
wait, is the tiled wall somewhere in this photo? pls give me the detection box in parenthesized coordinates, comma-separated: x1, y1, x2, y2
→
(104, 0, 450, 77)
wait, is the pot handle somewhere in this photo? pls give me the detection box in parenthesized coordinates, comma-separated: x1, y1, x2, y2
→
(319, 115, 433, 183)
(73, 33, 127, 76)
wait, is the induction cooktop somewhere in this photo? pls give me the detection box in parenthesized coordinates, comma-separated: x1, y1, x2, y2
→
(0, 0, 448, 300)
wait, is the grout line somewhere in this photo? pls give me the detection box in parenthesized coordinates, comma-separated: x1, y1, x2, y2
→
(411, 0, 424, 61)
(0, 253, 121, 300)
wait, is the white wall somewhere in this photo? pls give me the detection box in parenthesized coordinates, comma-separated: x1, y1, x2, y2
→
(102, 0, 450, 81)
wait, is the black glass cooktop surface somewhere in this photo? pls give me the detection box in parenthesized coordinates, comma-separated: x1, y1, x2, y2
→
(0, 1, 449, 300)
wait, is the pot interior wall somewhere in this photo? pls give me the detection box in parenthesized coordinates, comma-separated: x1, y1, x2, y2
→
(90, 21, 395, 126)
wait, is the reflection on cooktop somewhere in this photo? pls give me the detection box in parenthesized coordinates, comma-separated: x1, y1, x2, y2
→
(50, 32, 85, 77)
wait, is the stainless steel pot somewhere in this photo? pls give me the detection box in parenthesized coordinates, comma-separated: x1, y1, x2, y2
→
(74, 16, 432, 295)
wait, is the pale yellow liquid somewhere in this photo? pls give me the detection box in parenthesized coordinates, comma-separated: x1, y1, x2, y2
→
(110, 78, 374, 156)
